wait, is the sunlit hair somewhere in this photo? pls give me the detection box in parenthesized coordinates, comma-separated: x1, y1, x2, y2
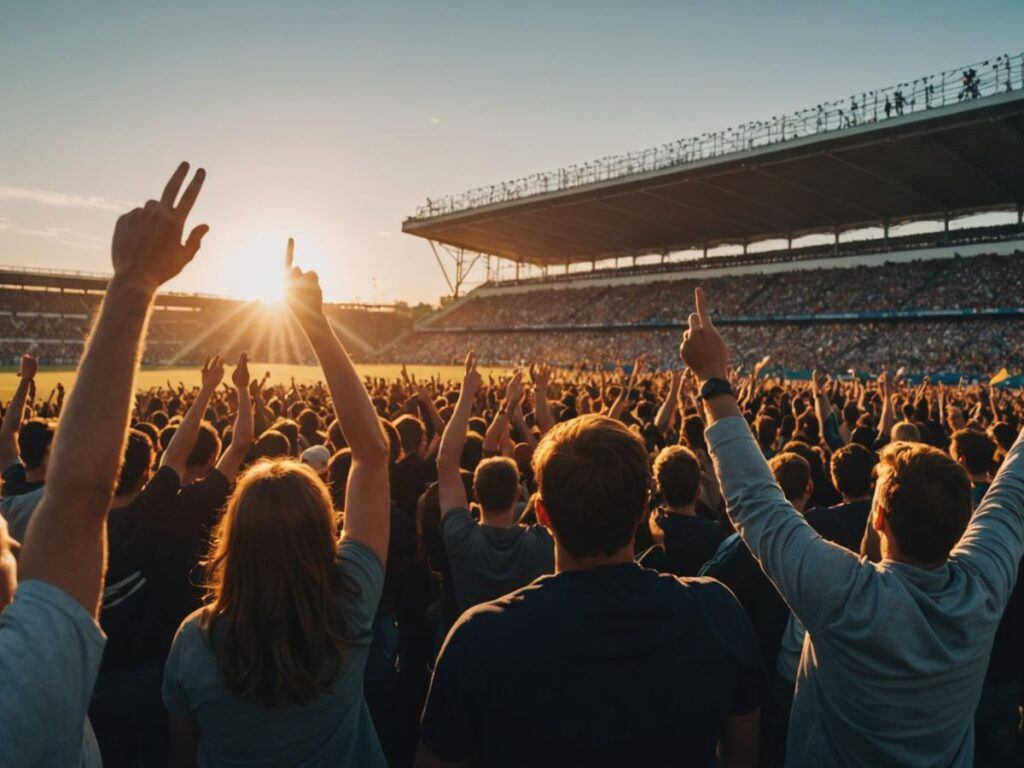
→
(201, 458, 353, 708)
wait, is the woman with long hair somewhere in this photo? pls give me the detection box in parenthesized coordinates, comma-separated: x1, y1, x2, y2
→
(162, 246, 391, 766)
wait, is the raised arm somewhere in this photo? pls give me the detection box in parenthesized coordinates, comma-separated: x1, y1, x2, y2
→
(214, 352, 253, 482)
(285, 240, 390, 563)
(19, 162, 208, 614)
(812, 369, 844, 450)
(681, 288, 864, 633)
(0, 354, 37, 469)
(160, 355, 223, 477)
(437, 352, 482, 517)
(531, 363, 555, 435)
(654, 369, 682, 436)
(877, 370, 896, 440)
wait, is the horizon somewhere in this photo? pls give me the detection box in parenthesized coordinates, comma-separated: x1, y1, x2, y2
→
(3, 1, 1023, 305)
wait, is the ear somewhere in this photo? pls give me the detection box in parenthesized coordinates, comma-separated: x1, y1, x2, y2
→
(535, 496, 551, 529)
(872, 504, 886, 533)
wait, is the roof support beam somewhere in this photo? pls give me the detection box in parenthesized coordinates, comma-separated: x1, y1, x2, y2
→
(594, 196, 704, 243)
(925, 136, 1019, 201)
(750, 167, 883, 220)
(690, 178, 837, 228)
(822, 150, 948, 211)
(641, 190, 769, 238)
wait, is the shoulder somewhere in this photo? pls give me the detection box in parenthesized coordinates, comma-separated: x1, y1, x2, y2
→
(441, 506, 475, 535)
(337, 538, 385, 587)
(143, 465, 182, 498)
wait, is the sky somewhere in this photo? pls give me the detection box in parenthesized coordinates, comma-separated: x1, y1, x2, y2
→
(2, 1, 1023, 306)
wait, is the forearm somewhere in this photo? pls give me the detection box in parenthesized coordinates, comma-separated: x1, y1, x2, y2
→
(534, 386, 554, 434)
(438, 392, 473, 470)
(20, 277, 154, 612)
(512, 410, 537, 449)
(302, 315, 387, 461)
(0, 378, 31, 463)
(162, 384, 215, 470)
(482, 411, 509, 455)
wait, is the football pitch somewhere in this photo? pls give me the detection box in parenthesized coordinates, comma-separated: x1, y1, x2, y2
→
(0, 363, 514, 402)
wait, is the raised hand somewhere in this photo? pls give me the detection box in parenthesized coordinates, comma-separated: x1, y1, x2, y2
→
(463, 351, 483, 397)
(19, 353, 37, 381)
(201, 355, 225, 390)
(231, 351, 250, 390)
(284, 238, 324, 325)
(111, 162, 208, 291)
(506, 369, 525, 408)
(679, 288, 730, 381)
(532, 362, 551, 389)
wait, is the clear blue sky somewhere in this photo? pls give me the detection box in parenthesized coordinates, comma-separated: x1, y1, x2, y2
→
(2, 1, 1022, 304)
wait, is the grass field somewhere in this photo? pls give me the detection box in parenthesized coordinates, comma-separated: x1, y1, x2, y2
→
(0, 363, 514, 402)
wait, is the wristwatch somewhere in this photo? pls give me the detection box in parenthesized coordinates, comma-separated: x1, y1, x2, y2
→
(698, 377, 735, 401)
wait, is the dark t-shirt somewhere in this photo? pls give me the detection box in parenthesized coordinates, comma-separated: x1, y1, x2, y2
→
(421, 563, 764, 767)
(1, 461, 44, 497)
(158, 469, 232, 635)
(101, 465, 181, 668)
(392, 454, 436, 519)
(639, 509, 729, 577)
(440, 507, 554, 613)
(700, 533, 789, 671)
(804, 499, 872, 553)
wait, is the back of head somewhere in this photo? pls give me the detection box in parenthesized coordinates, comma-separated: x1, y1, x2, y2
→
(830, 443, 878, 499)
(653, 445, 701, 508)
(473, 456, 520, 513)
(876, 442, 972, 564)
(890, 420, 921, 443)
(326, 449, 352, 510)
(254, 429, 290, 461)
(950, 428, 996, 477)
(769, 452, 812, 504)
(533, 414, 650, 560)
(19, 419, 54, 470)
(755, 415, 777, 447)
(393, 414, 425, 457)
(186, 421, 222, 472)
(682, 415, 706, 452)
(461, 432, 484, 473)
(117, 429, 154, 496)
(203, 459, 349, 708)
(990, 422, 1016, 453)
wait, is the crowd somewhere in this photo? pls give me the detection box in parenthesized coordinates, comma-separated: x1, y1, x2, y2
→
(385, 319, 1024, 377)
(0, 290, 410, 367)
(5, 165, 1024, 768)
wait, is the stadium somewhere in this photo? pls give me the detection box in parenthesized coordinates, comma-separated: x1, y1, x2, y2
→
(7, 54, 1024, 386)
(11, 5, 1024, 766)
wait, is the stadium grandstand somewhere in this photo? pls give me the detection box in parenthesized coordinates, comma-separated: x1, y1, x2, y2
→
(0, 265, 414, 366)
(386, 52, 1024, 380)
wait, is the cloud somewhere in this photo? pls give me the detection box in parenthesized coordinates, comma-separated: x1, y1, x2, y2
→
(0, 183, 131, 212)
(429, 117, 442, 125)
(0, 220, 105, 251)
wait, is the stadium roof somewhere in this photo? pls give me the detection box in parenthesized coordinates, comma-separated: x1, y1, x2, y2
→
(403, 53, 1024, 268)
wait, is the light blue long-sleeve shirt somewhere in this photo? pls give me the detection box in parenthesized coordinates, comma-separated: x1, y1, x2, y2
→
(706, 416, 1024, 768)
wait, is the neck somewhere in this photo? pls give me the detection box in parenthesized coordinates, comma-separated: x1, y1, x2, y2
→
(881, 537, 946, 570)
(842, 493, 872, 504)
(479, 507, 517, 527)
(665, 503, 697, 517)
(554, 541, 634, 573)
(969, 474, 990, 485)
(110, 491, 139, 509)
(25, 467, 45, 483)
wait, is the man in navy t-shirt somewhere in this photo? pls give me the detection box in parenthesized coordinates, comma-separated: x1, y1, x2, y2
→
(418, 414, 763, 767)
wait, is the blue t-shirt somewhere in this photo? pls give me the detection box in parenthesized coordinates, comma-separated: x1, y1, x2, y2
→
(421, 562, 764, 767)
(162, 539, 387, 767)
(0, 579, 106, 767)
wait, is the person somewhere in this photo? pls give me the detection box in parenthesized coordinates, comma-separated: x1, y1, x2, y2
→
(681, 286, 1024, 767)
(162, 240, 392, 766)
(417, 414, 764, 767)
(0, 353, 51, 497)
(0, 162, 210, 766)
(950, 427, 995, 507)
(804, 442, 877, 552)
(639, 444, 728, 577)
(435, 361, 553, 615)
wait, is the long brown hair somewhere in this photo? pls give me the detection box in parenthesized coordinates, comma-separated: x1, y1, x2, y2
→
(201, 459, 352, 707)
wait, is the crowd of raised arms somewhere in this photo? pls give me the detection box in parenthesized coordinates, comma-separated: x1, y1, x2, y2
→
(3, 165, 1024, 768)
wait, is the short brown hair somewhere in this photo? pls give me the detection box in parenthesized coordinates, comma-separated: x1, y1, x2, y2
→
(473, 457, 520, 512)
(653, 446, 701, 508)
(830, 443, 877, 498)
(769, 452, 811, 503)
(950, 428, 996, 477)
(876, 442, 971, 564)
(533, 415, 650, 559)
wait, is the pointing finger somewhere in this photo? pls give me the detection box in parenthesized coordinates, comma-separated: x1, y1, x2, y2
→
(160, 162, 190, 208)
(695, 287, 712, 328)
(285, 238, 295, 271)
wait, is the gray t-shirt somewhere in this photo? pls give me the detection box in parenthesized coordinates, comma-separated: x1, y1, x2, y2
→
(441, 507, 555, 613)
(0, 486, 44, 542)
(162, 539, 387, 767)
(0, 579, 105, 767)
